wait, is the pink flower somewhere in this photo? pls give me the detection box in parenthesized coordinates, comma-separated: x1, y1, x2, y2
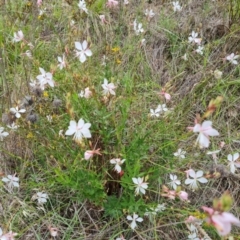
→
(193, 121, 219, 148)
(37, 0, 42, 7)
(0, 230, 17, 240)
(159, 90, 171, 100)
(161, 185, 176, 200)
(84, 148, 101, 160)
(106, 0, 119, 8)
(79, 87, 92, 99)
(178, 191, 188, 201)
(185, 215, 198, 223)
(99, 15, 108, 24)
(202, 206, 240, 236)
(220, 141, 225, 148)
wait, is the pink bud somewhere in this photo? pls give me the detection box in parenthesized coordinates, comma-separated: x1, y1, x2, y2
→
(220, 141, 225, 148)
(185, 215, 198, 223)
(84, 150, 94, 160)
(37, 0, 42, 7)
(178, 191, 188, 201)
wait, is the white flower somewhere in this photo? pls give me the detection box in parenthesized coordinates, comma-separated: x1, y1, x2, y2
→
(0, 228, 17, 240)
(126, 213, 143, 230)
(124, 0, 129, 4)
(46, 115, 52, 122)
(145, 9, 155, 20)
(193, 121, 219, 148)
(226, 53, 239, 65)
(196, 46, 204, 55)
(132, 177, 148, 195)
(10, 106, 26, 118)
(78, 0, 88, 14)
(39, 8, 46, 16)
(7, 123, 19, 130)
(188, 232, 200, 240)
(188, 31, 202, 45)
(59, 129, 64, 138)
(78, 87, 92, 99)
(36, 67, 55, 89)
(188, 223, 198, 232)
(140, 38, 146, 46)
(27, 42, 34, 49)
(2, 174, 19, 188)
(168, 174, 181, 190)
(185, 169, 208, 190)
(101, 55, 107, 66)
(102, 78, 116, 96)
(110, 158, 125, 173)
(13, 30, 24, 42)
(144, 203, 166, 220)
(174, 148, 186, 159)
(172, 1, 182, 12)
(227, 153, 240, 174)
(75, 40, 92, 63)
(156, 104, 168, 112)
(150, 108, 160, 117)
(0, 127, 9, 141)
(29, 79, 38, 88)
(133, 19, 144, 35)
(155, 203, 166, 212)
(22, 50, 32, 59)
(57, 54, 66, 70)
(65, 119, 91, 142)
(182, 53, 188, 61)
(34, 192, 48, 204)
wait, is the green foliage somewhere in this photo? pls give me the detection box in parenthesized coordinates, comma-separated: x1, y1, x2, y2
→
(90, 0, 105, 13)
(55, 167, 106, 205)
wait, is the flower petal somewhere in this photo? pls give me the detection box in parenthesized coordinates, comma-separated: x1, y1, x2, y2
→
(85, 49, 92, 56)
(233, 153, 239, 161)
(75, 42, 82, 50)
(80, 53, 86, 63)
